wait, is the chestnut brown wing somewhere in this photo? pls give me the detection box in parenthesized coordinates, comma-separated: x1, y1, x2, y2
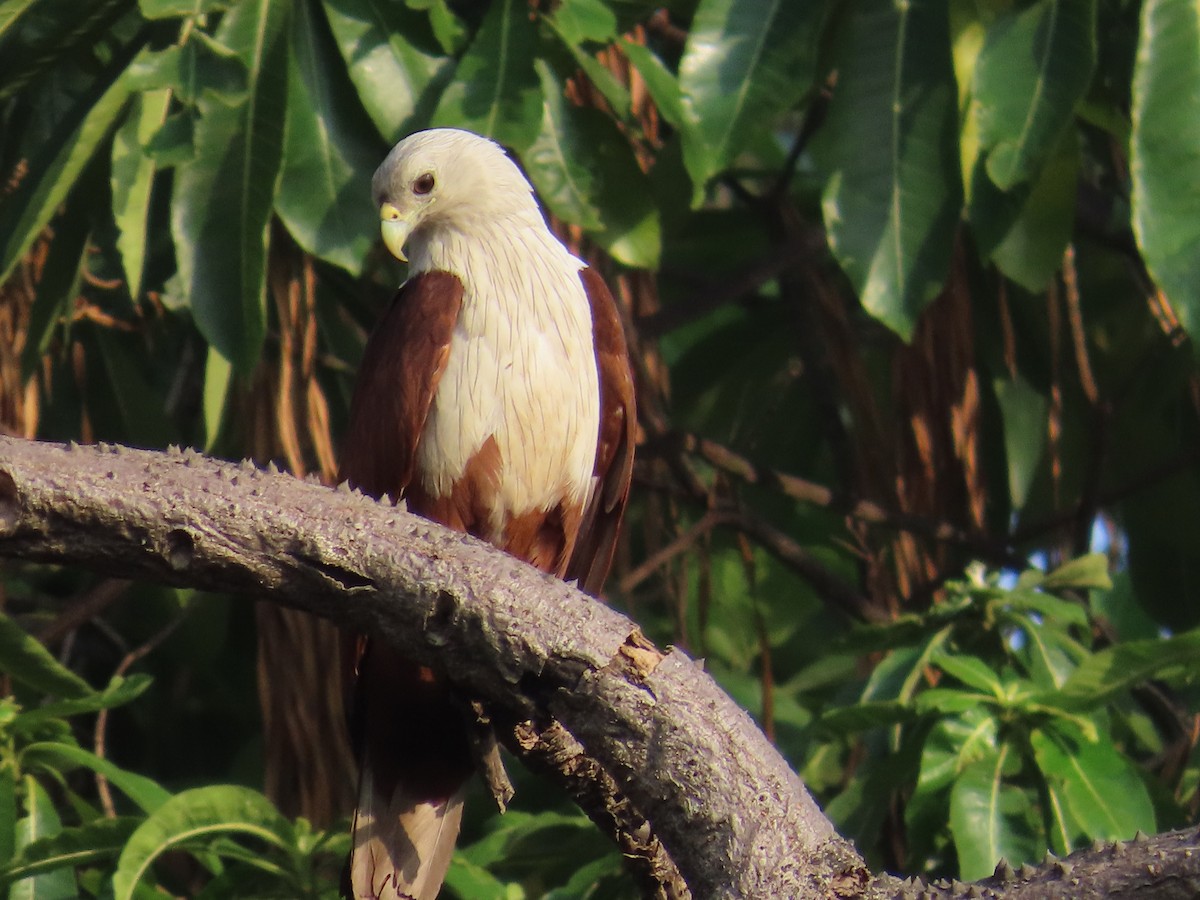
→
(567, 266, 636, 596)
(337, 271, 464, 500)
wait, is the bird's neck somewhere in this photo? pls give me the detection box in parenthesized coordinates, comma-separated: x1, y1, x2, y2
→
(408, 216, 580, 281)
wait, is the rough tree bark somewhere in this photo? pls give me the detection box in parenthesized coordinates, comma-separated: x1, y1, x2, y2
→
(0, 435, 1198, 899)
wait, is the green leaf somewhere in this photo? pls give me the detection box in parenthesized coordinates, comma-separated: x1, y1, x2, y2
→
(526, 67, 604, 231)
(202, 344, 232, 451)
(21, 744, 170, 814)
(548, 0, 616, 45)
(906, 706, 998, 854)
(0, 612, 92, 700)
(19, 183, 92, 379)
(913, 687, 995, 716)
(993, 375, 1048, 511)
(139, 0, 228, 18)
(405, 0, 466, 54)
(142, 111, 196, 165)
(111, 88, 170, 301)
(0, 43, 138, 286)
(996, 585, 1090, 629)
(1131, 0, 1200, 344)
(949, 745, 1041, 879)
(431, 0, 543, 152)
(862, 629, 953, 704)
(111, 786, 291, 900)
(276, 0, 379, 274)
(916, 707, 999, 798)
(128, 36, 247, 107)
(933, 651, 1003, 696)
(442, 855, 511, 900)
(988, 129, 1079, 292)
(1012, 615, 1079, 690)
(0, 0, 133, 102)
(0, 0, 39, 40)
(1031, 725, 1156, 841)
(814, 700, 915, 736)
(171, 0, 290, 371)
(542, 853, 629, 900)
(677, 0, 823, 197)
(815, 0, 962, 339)
(11, 777, 74, 900)
(1039, 773, 1081, 856)
(0, 766, 16, 869)
(322, 0, 451, 144)
(619, 39, 685, 129)
(1052, 630, 1200, 708)
(973, 0, 1095, 190)
(17, 675, 152, 728)
(0, 817, 139, 886)
(526, 63, 660, 268)
(1042, 553, 1112, 592)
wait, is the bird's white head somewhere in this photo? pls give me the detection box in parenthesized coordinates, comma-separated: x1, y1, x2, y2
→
(372, 128, 542, 263)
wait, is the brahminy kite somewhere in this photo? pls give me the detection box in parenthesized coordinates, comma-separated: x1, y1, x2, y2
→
(338, 128, 636, 900)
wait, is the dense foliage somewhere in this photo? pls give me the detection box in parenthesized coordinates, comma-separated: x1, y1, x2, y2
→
(2, 0, 1200, 895)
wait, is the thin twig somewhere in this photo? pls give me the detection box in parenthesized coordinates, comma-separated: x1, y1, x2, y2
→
(647, 431, 1023, 568)
(640, 233, 820, 338)
(94, 606, 192, 816)
(38, 578, 131, 647)
(619, 512, 722, 595)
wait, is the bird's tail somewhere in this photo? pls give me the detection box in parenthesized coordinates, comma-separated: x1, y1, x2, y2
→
(344, 644, 473, 900)
(347, 771, 465, 900)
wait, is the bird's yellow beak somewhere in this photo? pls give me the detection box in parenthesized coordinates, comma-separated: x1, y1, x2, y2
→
(380, 202, 413, 262)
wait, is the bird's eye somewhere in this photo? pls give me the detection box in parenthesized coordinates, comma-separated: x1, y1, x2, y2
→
(413, 173, 435, 195)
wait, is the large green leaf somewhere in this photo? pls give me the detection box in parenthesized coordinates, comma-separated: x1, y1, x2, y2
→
(0, 0, 133, 102)
(547, 0, 616, 45)
(988, 129, 1079, 291)
(321, 0, 451, 144)
(949, 745, 1041, 879)
(275, 0, 379, 274)
(405, 0, 466, 55)
(111, 786, 291, 900)
(21, 743, 171, 814)
(0, 765, 14, 870)
(0, 0, 38, 43)
(677, 0, 823, 198)
(973, 0, 1095, 191)
(1031, 725, 1155, 842)
(10, 777, 75, 900)
(138, 0, 227, 18)
(430, 0, 543, 152)
(1131, 0, 1200, 344)
(525, 66, 603, 232)
(1051, 629, 1200, 707)
(815, 0, 962, 339)
(0, 43, 138, 286)
(905, 706, 997, 862)
(525, 63, 660, 268)
(111, 88, 170, 301)
(619, 39, 685, 129)
(171, 0, 290, 371)
(993, 374, 1048, 511)
(0, 818, 139, 886)
(0, 613, 92, 700)
(16, 675, 152, 730)
(18, 183, 93, 379)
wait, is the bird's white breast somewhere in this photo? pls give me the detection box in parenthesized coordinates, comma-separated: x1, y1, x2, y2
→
(409, 223, 601, 536)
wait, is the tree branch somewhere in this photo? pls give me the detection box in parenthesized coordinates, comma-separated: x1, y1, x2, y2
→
(0, 436, 856, 898)
(4, 436, 1200, 899)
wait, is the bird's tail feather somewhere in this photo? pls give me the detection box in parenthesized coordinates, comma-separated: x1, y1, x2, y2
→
(348, 766, 465, 900)
(343, 644, 473, 900)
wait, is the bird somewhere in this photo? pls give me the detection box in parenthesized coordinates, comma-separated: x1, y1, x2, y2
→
(337, 128, 636, 900)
